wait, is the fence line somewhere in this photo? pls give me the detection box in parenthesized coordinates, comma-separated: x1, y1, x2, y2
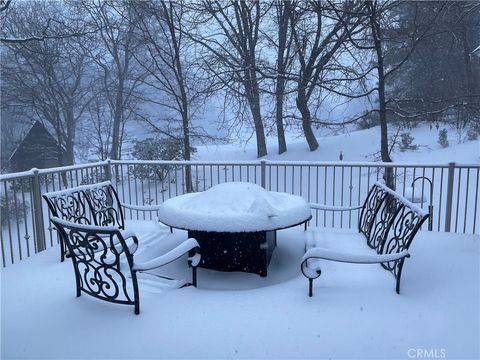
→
(1, 160, 479, 267)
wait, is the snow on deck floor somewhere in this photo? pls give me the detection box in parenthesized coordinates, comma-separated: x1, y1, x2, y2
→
(1, 225, 479, 360)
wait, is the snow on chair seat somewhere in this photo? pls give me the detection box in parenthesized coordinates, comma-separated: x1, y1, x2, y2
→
(302, 182, 430, 297)
(50, 217, 201, 315)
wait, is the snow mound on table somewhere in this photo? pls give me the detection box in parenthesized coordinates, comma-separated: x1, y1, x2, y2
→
(158, 182, 311, 232)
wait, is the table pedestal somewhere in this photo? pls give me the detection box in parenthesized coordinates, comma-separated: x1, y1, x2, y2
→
(188, 230, 277, 277)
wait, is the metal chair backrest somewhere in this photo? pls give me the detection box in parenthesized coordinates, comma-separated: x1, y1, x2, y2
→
(50, 217, 140, 313)
(83, 182, 125, 230)
(43, 186, 93, 225)
(367, 192, 405, 252)
(357, 183, 390, 239)
(378, 187, 429, 277)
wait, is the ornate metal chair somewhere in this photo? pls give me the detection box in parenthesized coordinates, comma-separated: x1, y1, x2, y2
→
(50, 217, 201, 314)
(303, 182, 429, 295)
(43, 181, 165, 262)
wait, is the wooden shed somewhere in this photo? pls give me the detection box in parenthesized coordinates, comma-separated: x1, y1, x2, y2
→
(8, 121, 65, 172)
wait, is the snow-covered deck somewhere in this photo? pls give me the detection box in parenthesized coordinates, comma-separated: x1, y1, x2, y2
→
(1, 222, 479, 359)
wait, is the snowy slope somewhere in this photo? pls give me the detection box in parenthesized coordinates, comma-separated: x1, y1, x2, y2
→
(196, 124, 480, 164)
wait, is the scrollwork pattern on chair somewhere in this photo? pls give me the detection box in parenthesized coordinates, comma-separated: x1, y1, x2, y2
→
(367, 195, 404, 251)
(358, 185, 388, 238)
(380, 206, 428, 276)
(86, 185, 125, 229)
(45, 191, 92, 225)
(54, 221, 137, 307)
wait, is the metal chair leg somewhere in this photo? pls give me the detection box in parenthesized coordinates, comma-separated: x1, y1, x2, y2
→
(192, 266, 197, 287)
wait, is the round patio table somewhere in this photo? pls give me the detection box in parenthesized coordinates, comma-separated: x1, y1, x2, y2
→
(157, 182, 312, 277)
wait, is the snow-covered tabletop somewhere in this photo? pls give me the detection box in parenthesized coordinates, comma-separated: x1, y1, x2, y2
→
(157, 182, 311, 233)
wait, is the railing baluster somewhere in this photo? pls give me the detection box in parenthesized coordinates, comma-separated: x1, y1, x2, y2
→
(291, 166, 295, 195)
(332, 166, 336, 228)
(324, 166, 327, 227)
(4, 181, 14, 264)
(454, 168, 462, 233)
(299, 166, 303, 197)
(444, 162, 455, 232)
(438, 167, 444, 232)
(127, 165, 133, 219)
(463, 168, 470, 233)
(21, 179, 30, 257)
(134, 167, 139, 220)
(307, 166, 311, 203)
(12, 179, 22, 261)
(473, 167, 479, 234)
(341, 166, 344, 228)
(348, 166, 353, 229)
(357, 166, 362, 225)
(420, 168, 426, 208)
(29, 180, 37, 254)
(203, 165, 206, 191)
(411, 168, 417, 202)
(430, 167, 436, 229)
(147, 169, 152, 220)
(140, 173, 145, 221)
(160, 165, 165, 204)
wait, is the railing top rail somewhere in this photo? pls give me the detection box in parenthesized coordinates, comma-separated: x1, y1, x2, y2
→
(260, 160, 479, 168)
(109, 159, 263, 166)
(111, 159, 479, 167)
(1, 159, 478, 181)
(0, 161, 108, 181)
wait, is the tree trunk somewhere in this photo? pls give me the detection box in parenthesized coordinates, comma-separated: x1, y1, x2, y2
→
(249, 96, 268, 158)
(245, 70, 267, 158)
(275, 2, 289, 155)
(275, 85, 287, 154)
(370, 4, 394, 189)
(110, 76, 124, 160)
(297, 90, 319, 152)
(182, 109, 193, 193)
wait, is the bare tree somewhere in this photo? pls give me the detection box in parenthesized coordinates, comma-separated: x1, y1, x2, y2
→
(268, 0, 295, 154)
(288, 1, 365, 151)
(358, 1, 445, 188)
(1, 0, 94, 44)
(131, 0, 208, 192)
(76, 0, 144, 160)
(1, 2, 93, 167)
(186, 0, 268, 158)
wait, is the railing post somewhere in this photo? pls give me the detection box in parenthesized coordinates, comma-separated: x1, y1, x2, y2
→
(103, 159, 112, 181)
(31, 168, 46, 252)
(444, 162, 455, 232)
(260, 160, 266, 188)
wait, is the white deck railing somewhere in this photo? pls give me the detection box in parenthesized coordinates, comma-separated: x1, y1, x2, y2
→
(1, 160, 479, 267)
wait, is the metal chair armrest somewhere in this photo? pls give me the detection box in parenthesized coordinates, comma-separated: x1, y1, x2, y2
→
(309, 203, 362, 211)
(133, 238, 200, 271)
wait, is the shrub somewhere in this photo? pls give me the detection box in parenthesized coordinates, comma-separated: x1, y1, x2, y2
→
(1, 194, 29, 226)
(466, 123, 480, 141)
(438, 129, 449, 148)
(130, 138, 196, 181)
(357, 115, 379, 130)
(399, 132, 418, 152)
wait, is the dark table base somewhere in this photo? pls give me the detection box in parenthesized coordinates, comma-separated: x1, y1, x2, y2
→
(188, 230, 277, 277)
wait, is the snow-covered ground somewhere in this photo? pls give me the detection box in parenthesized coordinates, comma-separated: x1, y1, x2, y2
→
(1, 124, 479, 359)
(1, 221, 479, 359)
(195, 124, 479, 164)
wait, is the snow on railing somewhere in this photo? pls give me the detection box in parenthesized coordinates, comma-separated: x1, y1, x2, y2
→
(1, 159, 479, 267)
